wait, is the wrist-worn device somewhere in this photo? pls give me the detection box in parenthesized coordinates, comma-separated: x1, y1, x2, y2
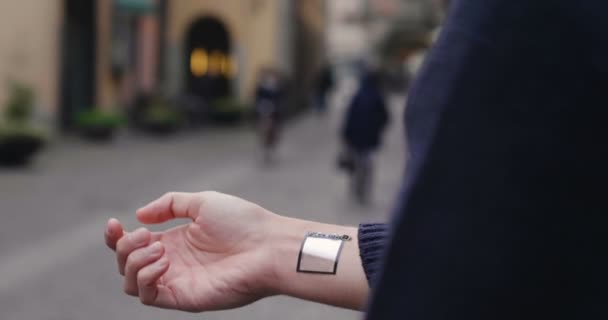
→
(296, 231, 352, 274)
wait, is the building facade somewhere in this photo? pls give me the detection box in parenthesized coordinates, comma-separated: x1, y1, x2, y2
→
(0, 0, 325, 130)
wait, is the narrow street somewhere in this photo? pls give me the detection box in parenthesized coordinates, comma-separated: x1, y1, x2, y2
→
(0, 95, 406, 320)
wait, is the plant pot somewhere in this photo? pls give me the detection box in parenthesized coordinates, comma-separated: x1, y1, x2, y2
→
(140, 121, 180, 135)
(79, 126, 116, 142)
(74, 109, 125, 142)
(0, 135, 44, 167)
(209, 111, 243, 124)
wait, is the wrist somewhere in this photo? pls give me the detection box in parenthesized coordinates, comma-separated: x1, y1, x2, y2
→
(263, 214, 308, 295)
(264, 215, 361, 298)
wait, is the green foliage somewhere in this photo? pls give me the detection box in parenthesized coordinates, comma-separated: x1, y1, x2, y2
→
(1, 81, 45, 142)
(75, 109, 126, 129)
(4, 81, 35, 124)
(0, 82, 46, 165)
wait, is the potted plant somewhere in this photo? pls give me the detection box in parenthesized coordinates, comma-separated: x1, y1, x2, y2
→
(138, 97, 183, 135)
(0, 82, 46, 166)
(75, 109, 125, 142)
(210, 97, 249, 124)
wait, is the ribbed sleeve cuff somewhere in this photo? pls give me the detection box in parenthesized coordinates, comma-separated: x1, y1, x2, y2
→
(358, 223, 389, 287)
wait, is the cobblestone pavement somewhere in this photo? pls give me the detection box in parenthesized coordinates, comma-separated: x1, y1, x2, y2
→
(0, 94, 405, 320)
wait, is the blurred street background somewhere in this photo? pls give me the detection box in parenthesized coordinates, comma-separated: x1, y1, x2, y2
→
(0, 0, 447, 319)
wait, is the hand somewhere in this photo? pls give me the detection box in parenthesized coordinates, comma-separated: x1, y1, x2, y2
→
(104, 191, 279, 312)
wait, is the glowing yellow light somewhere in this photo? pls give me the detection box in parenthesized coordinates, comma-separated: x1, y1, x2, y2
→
(220, 55, 229, 75)
(221, 56, 237, 77)
(190, 48, 208, 77)
(209, 51, 224, 75)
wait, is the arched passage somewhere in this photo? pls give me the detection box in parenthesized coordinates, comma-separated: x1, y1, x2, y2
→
(185, 16, 232, 100)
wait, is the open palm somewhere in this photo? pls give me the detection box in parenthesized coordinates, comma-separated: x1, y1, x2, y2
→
(105, 192, 278, 312)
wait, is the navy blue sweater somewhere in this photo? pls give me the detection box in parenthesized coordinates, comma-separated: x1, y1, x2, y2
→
(358, 0, 608, 319)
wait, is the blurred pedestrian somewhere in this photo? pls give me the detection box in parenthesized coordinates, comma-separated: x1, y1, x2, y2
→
(104, 0, 608, 319)
(254, 68, 284, 164)
(314, 64, 334, 114)
(340, 70, 389, 204)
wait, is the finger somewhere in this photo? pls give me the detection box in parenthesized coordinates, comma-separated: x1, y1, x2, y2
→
(124, 241, 164, 296)
(104, 218, 124, 251)
(116, 228, 151, 275)
(136, 192, 203, 224)
(137, 256, 171, 307)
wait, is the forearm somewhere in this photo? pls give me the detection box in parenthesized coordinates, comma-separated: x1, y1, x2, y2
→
(267, 215, 369, 310)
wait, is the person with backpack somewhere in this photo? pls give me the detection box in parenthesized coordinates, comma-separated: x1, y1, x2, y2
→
(340, 70, 390, 203)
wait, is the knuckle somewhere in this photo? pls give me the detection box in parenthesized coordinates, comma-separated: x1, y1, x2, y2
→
(126, 249, 141, 263)
(137, 271, 147, 285)
(135, 268, 151, 287)
(116, 238, 127, 253)
(124, 251, 144, 274)
(132, 227, 147, 236)
(117, 237, 136, 255)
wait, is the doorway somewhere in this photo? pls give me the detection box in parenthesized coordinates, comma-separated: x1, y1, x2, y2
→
(59, 0, 96, 130)
(185, 17, 232, 101)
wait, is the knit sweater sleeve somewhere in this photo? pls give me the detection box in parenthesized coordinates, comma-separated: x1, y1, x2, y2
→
(358, 223, 389, 287)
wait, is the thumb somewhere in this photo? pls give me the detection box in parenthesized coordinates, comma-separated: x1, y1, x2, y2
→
(104, 218, 124, 251)
(136, 192, 203, 224)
